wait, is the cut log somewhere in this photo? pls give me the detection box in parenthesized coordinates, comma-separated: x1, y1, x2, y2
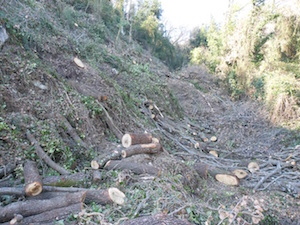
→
(74, 57, 85, 68)
(209, 150, 218, 158)
(8, 214, 23, 225)
(0, 163, 16, 179)
(24, 160, 43, 196)
(121, 143, 162, 158)
(151, 137, 160, 143)
(248, 162, 260, 173)
(26, 131, 70, 175)
(199, 132, 209, 142)
(92, 170, 102, 183)
(41, 186, 125, 205)
(210, 136, 217, 142)
(20, 203, 82, 224)
(122, 133, 152, 148)
(121, 214, 192, 225)
(91, 148, 122, 169)
(104, 160, 160, 176)
(194, 163, 208, 179)
(232, 169, 248, 179)
(206, 167, 240, 186)
(0, 191, 86, 223)
(43, 172, 88, 187)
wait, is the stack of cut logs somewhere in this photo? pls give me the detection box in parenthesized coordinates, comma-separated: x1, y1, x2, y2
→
(0, 159, 125, 224)
(91, 133, 163, 176)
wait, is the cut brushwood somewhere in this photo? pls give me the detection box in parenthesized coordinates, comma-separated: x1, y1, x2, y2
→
(122, 214, 192, 225)
(104, 160, 160, 176)
(122, 133, 152, 148)
(121, 143, 162, 158)
(24, 160, 43, 196)
(26, 131, 70, 175)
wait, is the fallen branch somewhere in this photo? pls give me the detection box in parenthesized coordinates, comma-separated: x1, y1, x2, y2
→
(122, 133, 152, 148)
(121, 214, 192, 225)
(26, 131, 70, 175)
(24, 160, 43, 196)
(98, 102, 123, 140)
(0, 191, 86, 223)
(59, 115, 88, 149)
(0, 163, 16, 179)
(104, 160, 160, 176)
(0, 187, 25, 196)
(121, 143, 162, 158)
(254, 161, 281, 191)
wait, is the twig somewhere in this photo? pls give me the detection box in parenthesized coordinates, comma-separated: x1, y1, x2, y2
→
(254, 161, 281, 191)
(133, 192, 151, 217)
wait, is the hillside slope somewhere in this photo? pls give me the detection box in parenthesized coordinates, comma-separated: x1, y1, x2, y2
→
(1, 1, 300, 224)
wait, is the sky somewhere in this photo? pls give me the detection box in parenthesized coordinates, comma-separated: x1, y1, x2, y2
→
(160, 0, 231, 30)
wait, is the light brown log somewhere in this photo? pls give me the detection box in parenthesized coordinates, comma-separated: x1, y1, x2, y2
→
(209, 150, 218, 157)
(20, 203, 82, 224)
(0, 163, 16, 179)
(121, 143, 162, 158)
(208, 168, 240, 186)
(24, 160, 43, 196)
(122, 214, 192, 225)
(26, 131, 70, 175)
(0, 191, 86, 222)
(104, 160, 160, 176)
(43, 172, 88, 187)
(91, 148, 122, 169)
(41, 186, 125, 205)
(122, 133, 152, 148)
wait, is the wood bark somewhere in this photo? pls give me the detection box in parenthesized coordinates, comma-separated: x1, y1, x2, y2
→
(121, 143, 162, 158)
(42, 186, 125, 205)
(0, 163, 16, 179)
(199, 132, 209, 142)
(104, 160, 160, 176)
(19, 203, 82, 224)
(0, 191, 86, 222)
(91, 148, 122, 169)
(0, 187, 25, 196)
(26, 131, 70, 175)
(43, 172, 88, 187)
(24, 160, 43, 196)
(92, 170, 102, 183)
(122, 133, 152, 148)
(121, 214, 192, 225)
